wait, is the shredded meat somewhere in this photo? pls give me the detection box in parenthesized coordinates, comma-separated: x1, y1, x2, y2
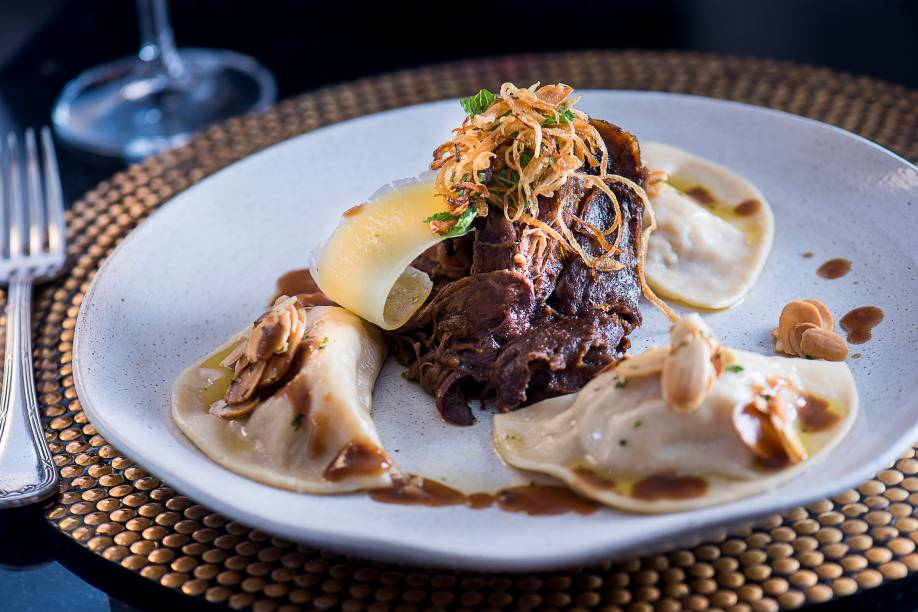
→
(387, 120, 647, 424)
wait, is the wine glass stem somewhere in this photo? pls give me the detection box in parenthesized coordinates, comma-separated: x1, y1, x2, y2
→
(136, 0, 186, 79)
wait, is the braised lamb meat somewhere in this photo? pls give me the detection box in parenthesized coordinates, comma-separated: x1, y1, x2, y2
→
(387, 120, 647, 425)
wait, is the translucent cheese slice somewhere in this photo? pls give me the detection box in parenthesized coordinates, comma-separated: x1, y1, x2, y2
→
(313, 178, 451, 330)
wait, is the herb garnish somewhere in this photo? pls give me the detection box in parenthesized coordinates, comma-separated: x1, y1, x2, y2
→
(633, 420, 643, 428)
(459, 88, 496, 116)
(726, 365, 744, 373)
(619, 439, 628, 447)
(541, 107, 576, 127)
(423, 207, 478, 238)
(615, 378, 627, 389)
(290, 414, 303, 430)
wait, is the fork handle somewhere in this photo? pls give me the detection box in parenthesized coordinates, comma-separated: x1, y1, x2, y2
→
(0, 278, 57, 507)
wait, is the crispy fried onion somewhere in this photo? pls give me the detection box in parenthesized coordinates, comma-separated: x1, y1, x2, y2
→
(431, 82, 675, 320)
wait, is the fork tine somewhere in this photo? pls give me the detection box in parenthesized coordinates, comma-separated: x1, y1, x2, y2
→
(24, 128, 45, 255)
(40, 127, 65, 255)
(6, 133, 25, 259)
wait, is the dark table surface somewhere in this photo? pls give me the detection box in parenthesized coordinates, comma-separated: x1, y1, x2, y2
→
(2, 1, 918, 610)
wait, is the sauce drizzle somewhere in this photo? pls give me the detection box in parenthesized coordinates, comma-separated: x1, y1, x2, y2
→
(840, 306, 884, 344)
(369, 476, 598, 515)
(734, 199, 762, 216)
(798, 394, 840, 432)
(632, 473, 708, 501)
(816, 258, 851, 279)
(684, 185, 716, 206)
(323, 442, 391, 481)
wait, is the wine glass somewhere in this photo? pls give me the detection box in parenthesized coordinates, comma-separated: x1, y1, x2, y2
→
(51, 0, 276, 160)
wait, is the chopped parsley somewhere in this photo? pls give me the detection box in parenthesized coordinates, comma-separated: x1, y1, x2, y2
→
(318, 337, 329, 349)
(633, 420, 643, 428)
(618, 439, 628, 447)
(762, 393, 774, 401)
(726, 365, 744, 373)
(614, 378, 628, 389)
(459, 88, 496, 116)
(290, 414, 303, 430)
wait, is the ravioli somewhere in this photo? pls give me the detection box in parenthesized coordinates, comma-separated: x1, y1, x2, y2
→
(493, 316, 857, 513)
(173, 306, 397, 493)
(643, 143, 774, 310)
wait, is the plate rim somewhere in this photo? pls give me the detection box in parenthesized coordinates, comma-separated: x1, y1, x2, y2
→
(72, 90, 918, 570)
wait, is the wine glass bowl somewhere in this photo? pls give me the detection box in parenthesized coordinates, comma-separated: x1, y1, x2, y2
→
(51, 1, 276, 160)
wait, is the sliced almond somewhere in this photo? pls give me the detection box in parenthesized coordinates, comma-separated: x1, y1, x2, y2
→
(209, 398, 259, 419)
(225, 359, 268, 404)
(661, 333, 715, 412)
(800, 327, 849, 361)
(789, 322, 819, 357)
(774, 301, 822, 354)
(803, 299, 835, 331)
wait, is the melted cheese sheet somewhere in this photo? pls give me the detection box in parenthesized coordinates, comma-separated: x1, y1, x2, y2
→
(493, 347, 857, 513)
(313, 175, 452, 330)
(643, 143, 774, 310)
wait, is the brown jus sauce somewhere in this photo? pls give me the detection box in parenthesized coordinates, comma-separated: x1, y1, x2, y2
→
(734, 199, 762, 216)
(684, 185, 716, 206)
(323, 442, 392, 482)
(840, 306, 884, 344)
(798, 394, 840, 433)
(369, 476, 599, 516)
(816, 258, 851, 279)
(632, 473, 708, 501)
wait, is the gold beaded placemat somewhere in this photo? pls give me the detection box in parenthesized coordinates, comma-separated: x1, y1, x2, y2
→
(35, 51, 918, 611)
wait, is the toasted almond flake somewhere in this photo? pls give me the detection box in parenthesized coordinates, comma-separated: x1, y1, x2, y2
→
(804, 299, 835, 331)
(612, 345, 670, 378)
(774, 300, 822, 355)
(209, 398, 259, 419)
(661, 332, 716, 412)
(790, 322, 820, 357)
(800, 327, 849, 361)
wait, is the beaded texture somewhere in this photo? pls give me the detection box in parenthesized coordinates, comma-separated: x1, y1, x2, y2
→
(33, 51, 918, 611)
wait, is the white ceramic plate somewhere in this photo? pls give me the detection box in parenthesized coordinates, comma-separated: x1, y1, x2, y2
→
(74, 92, 918, 571)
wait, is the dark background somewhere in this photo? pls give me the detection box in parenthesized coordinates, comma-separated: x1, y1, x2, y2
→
(1, 0, 917, 206)
(1, 1, 917, 610)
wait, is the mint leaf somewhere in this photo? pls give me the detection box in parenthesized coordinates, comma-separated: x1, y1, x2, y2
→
(423, 207, 478, 238)
(443, 207, 478, 238)
(460, 89, 496, 116)
(519, 151, 533, 168)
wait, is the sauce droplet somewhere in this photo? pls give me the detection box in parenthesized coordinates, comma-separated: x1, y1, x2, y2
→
(496, 485, 598, 516)
(840, 306, 884, 344)
(323, 441, 391, 481)
(802, 252, 814, 259)
(369, 476, 466, 506)
(734, 199, 762, 216)
(343, 203, 365, 217)
(632, 473, 708, 501)
(817, 258, 851, 279)
(798, 394, 840, 432)
(684, 185, 716, 206)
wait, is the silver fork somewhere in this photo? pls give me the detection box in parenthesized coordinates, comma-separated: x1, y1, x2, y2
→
(0, 127, 66, 508)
